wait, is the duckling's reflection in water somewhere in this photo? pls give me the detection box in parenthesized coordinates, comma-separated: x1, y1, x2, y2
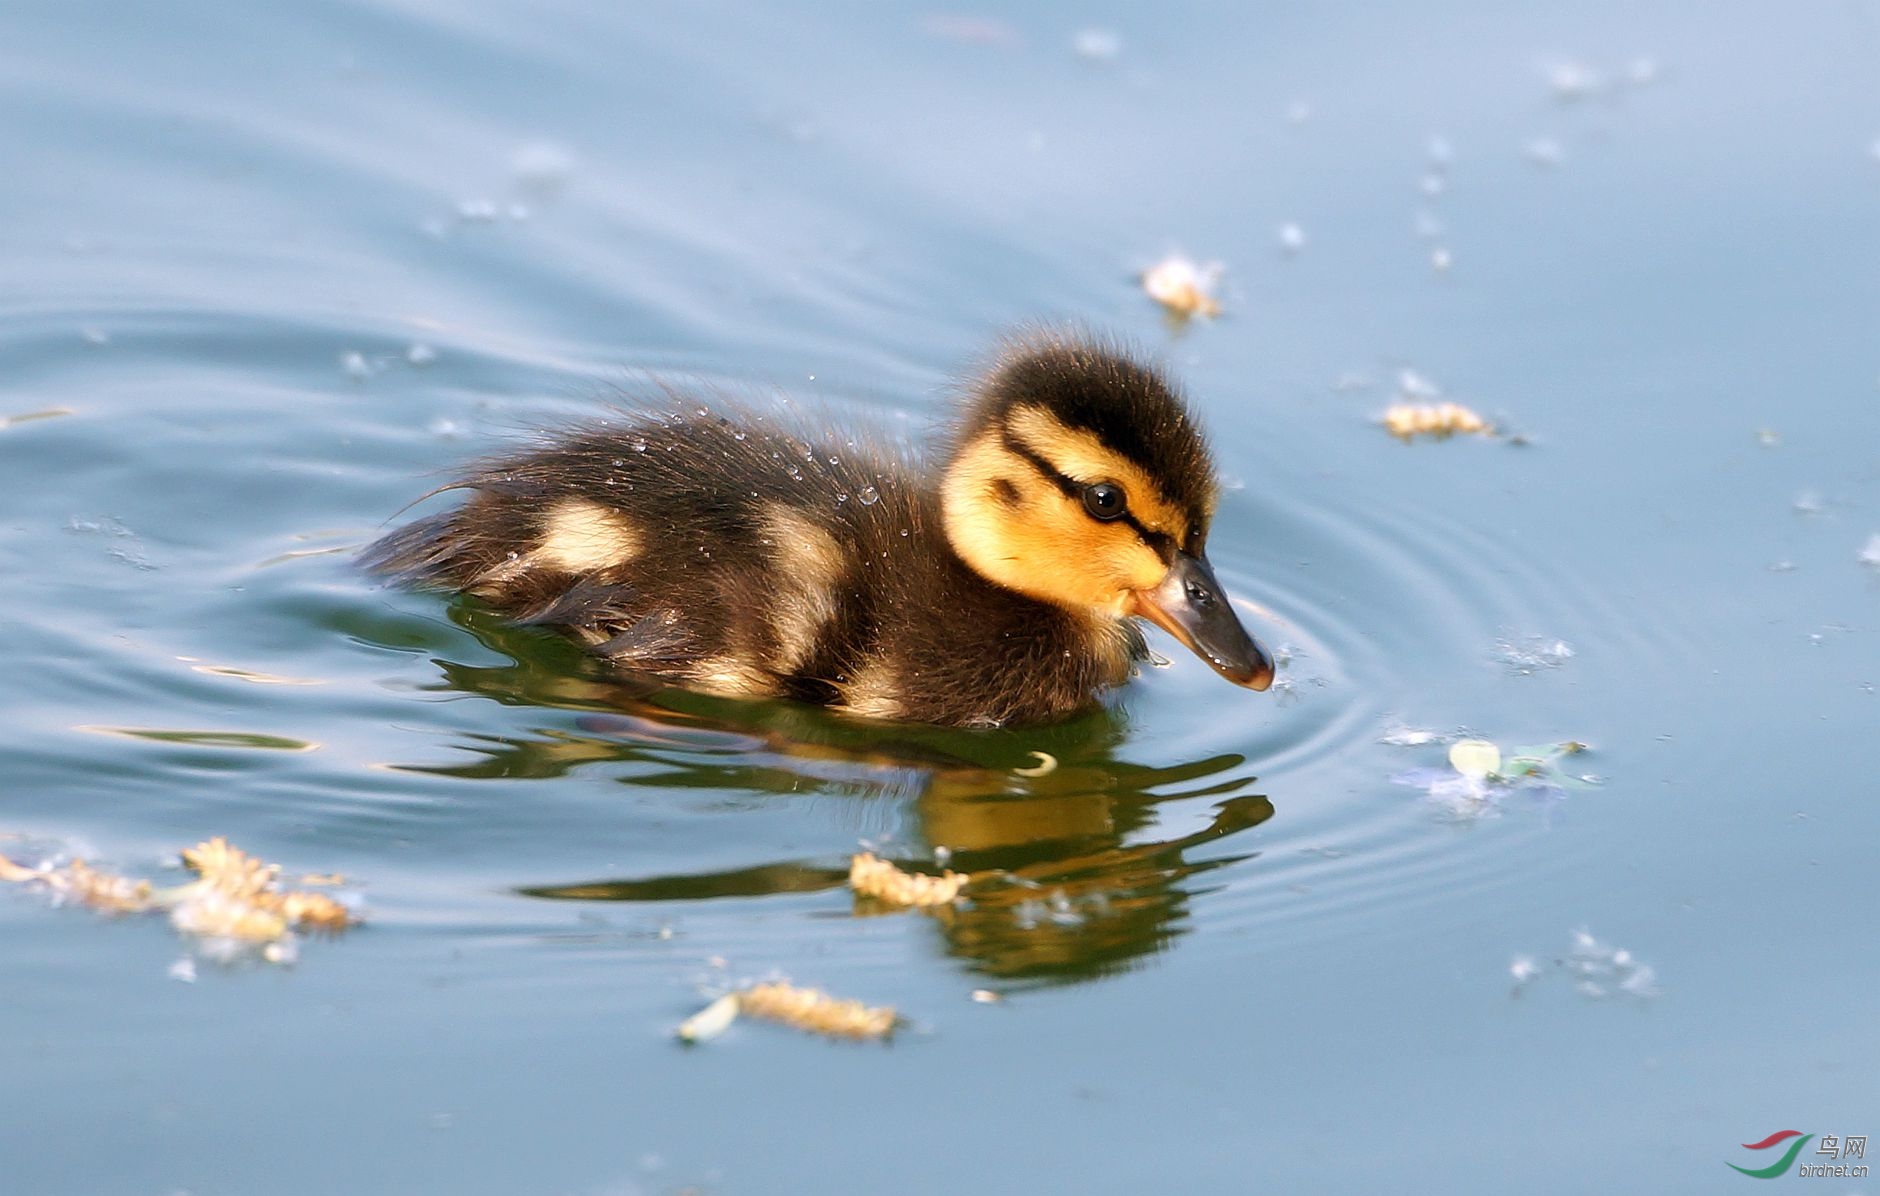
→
(405, 610, 1275, 983)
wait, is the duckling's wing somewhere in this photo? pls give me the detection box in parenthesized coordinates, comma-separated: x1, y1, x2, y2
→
(512, 575, 639, 629)
(515, 580, 699, 666)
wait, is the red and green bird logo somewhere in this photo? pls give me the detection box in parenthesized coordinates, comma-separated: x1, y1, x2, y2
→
(1728, 1131, 1813, 1178)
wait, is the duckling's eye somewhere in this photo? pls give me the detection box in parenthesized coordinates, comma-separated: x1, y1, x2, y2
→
(1081, 481, 1127, 521)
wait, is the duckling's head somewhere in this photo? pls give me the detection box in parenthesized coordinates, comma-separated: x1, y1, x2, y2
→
(941, 333, 1274, 691)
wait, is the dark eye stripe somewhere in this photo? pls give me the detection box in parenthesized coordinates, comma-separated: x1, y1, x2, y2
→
(1134, 522, 1177, 559)
(999, 428, 1177, 561)
(999, 428, 1079, 499)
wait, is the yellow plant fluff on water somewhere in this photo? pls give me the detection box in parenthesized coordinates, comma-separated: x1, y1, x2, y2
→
(62, 858, 158, 913)
(734, 982, 897, 1041)
(0, 835, 358, 963)
(180, 837, 354, 931)
(848, 851, 967, 908)
(169, 891, 290, 943)
(0, 852, 156, 914)
(1382, 401, 1492, 440)
(267, 890, 353, 931)
(181, 836, 275, 896)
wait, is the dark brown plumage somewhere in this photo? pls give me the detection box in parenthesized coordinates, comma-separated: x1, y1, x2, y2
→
(365, 331, 1273, 727)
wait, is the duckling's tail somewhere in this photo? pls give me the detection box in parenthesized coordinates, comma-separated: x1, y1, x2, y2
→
(357, 512, 469, 586)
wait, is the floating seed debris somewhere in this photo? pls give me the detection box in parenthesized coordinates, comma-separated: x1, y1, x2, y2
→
(1382, 401, 1492, 440)
(1141, 255, 1222, 318)
(675, 994, 740, 1043)
(677, 982, 897, 1043)
(849, 852, 968, 908)
(0, 836, 358, 965)
(0, 852, 151, 911)
(0, 407, 75, 430)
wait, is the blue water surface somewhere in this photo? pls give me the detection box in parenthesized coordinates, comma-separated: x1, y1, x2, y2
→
(2, 2, 1877, 1193)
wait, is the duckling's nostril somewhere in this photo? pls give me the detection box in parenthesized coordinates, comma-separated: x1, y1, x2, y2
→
(1186, 579, 1213, 606)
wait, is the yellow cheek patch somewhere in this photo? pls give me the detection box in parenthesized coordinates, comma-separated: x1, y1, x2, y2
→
(942, 431, 1171, 614)
(942, 433, 1034, 590)
(1004, 405, 1192, 542)
(533, 500, 643, 573)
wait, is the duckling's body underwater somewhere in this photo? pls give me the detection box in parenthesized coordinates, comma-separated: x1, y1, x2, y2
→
(366, 333, 1273, 727)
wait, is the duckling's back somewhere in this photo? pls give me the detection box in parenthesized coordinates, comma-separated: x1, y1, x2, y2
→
(368, 404, 900, 690)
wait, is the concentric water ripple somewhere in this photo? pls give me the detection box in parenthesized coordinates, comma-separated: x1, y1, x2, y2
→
(0, 283, 1708, 976)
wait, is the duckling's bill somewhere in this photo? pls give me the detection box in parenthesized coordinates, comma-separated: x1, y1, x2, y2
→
(1127, 551, 1274, 690)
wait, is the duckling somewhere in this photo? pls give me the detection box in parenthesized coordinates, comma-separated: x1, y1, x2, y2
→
(364, 331, 1274, 727)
